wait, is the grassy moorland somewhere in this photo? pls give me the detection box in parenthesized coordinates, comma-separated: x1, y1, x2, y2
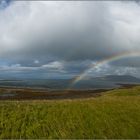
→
(0, 86, 140, 139)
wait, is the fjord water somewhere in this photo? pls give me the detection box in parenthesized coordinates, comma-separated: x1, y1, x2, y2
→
(0, 75, 140, 90)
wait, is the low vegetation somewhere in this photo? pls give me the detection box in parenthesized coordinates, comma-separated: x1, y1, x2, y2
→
(0, 86, 140, 139)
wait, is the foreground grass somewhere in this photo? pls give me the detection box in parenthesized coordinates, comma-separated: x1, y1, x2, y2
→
(0, 86, 140, 139)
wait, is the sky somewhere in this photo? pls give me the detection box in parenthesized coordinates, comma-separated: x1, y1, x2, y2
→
(0, 0, 140, 79)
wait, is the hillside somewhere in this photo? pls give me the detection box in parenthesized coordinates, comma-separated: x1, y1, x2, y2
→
(103, 75, 140, 82)
(0, 86, 140, 139)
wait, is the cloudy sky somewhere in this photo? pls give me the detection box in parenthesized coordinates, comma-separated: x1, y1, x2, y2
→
(0, 0, 140, 79)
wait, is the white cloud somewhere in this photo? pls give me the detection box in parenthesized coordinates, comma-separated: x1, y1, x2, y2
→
(42, 61, 64, 71)
(34, 60, 39, 64)
(0, 1, 140, 59)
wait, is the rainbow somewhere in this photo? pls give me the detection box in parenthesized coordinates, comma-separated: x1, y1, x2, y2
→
(69, 51, 140, 88)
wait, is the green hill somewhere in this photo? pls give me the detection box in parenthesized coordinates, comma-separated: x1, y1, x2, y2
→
(0, 86, 140, 139)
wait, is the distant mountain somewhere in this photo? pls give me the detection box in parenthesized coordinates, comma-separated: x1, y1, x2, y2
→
(71, 75, 140, 89)
(103, 75, 140, 83)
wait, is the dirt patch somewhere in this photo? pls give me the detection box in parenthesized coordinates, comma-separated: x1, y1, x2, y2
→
(0, 84, 139, 100)
(0, 88, 110, 100)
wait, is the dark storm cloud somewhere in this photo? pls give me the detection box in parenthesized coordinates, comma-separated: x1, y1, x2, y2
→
(110, 57, 140, 68)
